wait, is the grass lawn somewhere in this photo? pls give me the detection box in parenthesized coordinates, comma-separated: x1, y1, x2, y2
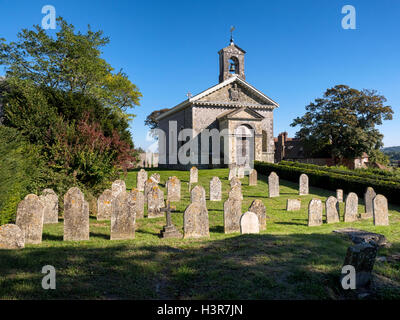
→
(1, 168, 400, 299)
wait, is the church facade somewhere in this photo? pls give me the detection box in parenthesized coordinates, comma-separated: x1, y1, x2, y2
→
(156, 40, 278, 169)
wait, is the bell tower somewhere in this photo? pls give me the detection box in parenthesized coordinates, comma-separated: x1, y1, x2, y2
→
(218, 31, 246, 83)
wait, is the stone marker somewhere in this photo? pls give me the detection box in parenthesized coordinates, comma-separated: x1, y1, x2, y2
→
(308, 198, 323, 226)
(363, 187, 376, 219)
(344, 192, 358, 222)
(286, 199, 301, 211)
(190, 166, 198, 184)
(190, 185, 206, 207)
(248, 199, 266, 231)
(268, 172, 279, 197)
(224, 198, 242, 233)
(166, 176, 181, 202)
(97, 189, 113, 220)
(144, 178, 157, 200)
(64, 187, 89, 241)
(111, 180, 126, 198)
(129, 189, 145, 219)
(150, 173, 160, 184)
(39, 189, 58, 224)
(0, 224, 25, 249)
(240, 211, 260, 234)
(249, 169, 257, 186)
(373, 194, 389, 226)
(326, 196, 340, 224)
(209, 177, 222, 201)
(299, 174, 309, 196)
(228, 167, 237, 181)
(229, 185, 243, 201)
(147, 186, 165, 218)
(333, 228, 389, 247)
(137, 169, 147, 191)
(336, 189, 344, 203)
(237, 166, 244, 179)
(183, 202, 210, 239)
(230, 176, 241, 188)
(15, 194, 44, 244)
(111, 191, 135, 240)
(160, 200, 182, 238)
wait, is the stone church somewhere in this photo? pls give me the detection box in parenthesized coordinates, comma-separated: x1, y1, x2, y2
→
(156, 38, 279, 169)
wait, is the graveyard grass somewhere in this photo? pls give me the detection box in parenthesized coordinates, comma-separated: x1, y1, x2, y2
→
(1, 169, 400, 300)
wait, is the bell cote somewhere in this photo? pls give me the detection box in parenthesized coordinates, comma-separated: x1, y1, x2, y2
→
(218, 40, 246, 83)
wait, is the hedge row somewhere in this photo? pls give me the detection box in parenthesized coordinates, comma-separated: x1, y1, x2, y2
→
(254, 161, 400, 206)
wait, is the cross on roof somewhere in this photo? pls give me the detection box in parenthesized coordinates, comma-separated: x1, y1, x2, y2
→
(186, 92, 192, 99)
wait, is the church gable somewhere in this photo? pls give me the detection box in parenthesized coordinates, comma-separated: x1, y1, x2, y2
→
(217, 107, 264, 121)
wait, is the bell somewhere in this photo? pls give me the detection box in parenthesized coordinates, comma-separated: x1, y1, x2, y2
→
(229, 63, 235, 72)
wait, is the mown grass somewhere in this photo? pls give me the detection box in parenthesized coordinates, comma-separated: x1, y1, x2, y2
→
(1, 168, 400, 299)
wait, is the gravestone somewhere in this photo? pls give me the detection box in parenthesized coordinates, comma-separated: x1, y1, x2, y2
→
(326, 196, 340, 224)
(97, 189, 113, 220)
(160, 201, 182, 238)
(209, 177, 222, 201)
(150, 173, 160, 184)
(228, 167, 237, 181)
(64, 187, 89, 241)
(144, 179, 157, 200)
(190, 166, 198, 184)
(111, 180, 126, 198)
(237, 166, 244, 179)
(248, 169, 257, 186)
(111, 191, 135, 240)
(268, 172, 279, 197)
(299, 174, 309, 196)
(166, 176, 181, 202)
(373, 194, 389, 226)
(190, 185, 206, 207)
(308, 199, 323, 226)
(344, 192, 358, 222)
(229, 185, 243, 201)
(0, 224, 25, 249)
(240, 211, 260, 234)
(286, 199, 301, 211)
(129, 188, 145, 219)
(183, 202, 210, 239)
(248, 199, 266, 231)
(363, 187, 376, 219)
(137, 169, 148, 191)
(336, 189, 344, 203)
(230, 177, 241, 188)
(39, 189, 59, 224)
(16, 194, 44, 244)
(147, 186, 164, 218)
(223, 198, 242, 233)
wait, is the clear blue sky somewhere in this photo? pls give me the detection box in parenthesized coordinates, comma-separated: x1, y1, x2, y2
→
(1, 0, 399, 149)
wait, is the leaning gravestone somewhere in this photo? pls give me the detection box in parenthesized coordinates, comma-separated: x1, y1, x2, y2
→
(190, 166, 198, 184)
(336, 189, 344, 203)
(344, 192, 358, 222)
(111, 191, 135, 240)
(129, 188, 145, 219)
(0, 224, 25, 249)
(230, 176, 241, 188)
(97, 189, 113, 221)
(137, 169, 147, 191)
(209, 177, 222, 201)
(249, 169, 257, 186)
(147, 186, 164, 218)
(268, 172, 279, 197)
(326, 196, 340, 224)
(150, 173, 160, 184)
(229, 185, 243, 201)
(240, 211, 260, 234)
(248, 199, 266, 231)
(224, 198, 242, 233)
(16, 194, 44, 244)
(144, 178, 157, 200)
(166, 176, 181, 202)
(373, 194, 389, 226)
(299, 174, 309, 196)
(183, 202, 210, 239)
(363, 187, 376, 219)
(111, 180, 126, 198)
(308, 199, 323, 226)
(190, 185, 206, 207)
(64, 187, 89, 241)
(286, 199, 301, 211)
(39, 189, 59, 224)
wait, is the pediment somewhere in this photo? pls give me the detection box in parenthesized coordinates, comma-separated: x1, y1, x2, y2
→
(217, 107, 264, 121)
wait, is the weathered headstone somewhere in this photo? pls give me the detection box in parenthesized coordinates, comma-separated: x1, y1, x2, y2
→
(150, 173, 160, 184)
(326, 196, 340, 224)
(209, 177, 222, 201)
(97, 189, 113, 221)
(344, 192, 358, 222)
(237, 166, 244, 179)
(144, 178, 157, 200)
(373, 194, 389, 226)
(230, 176, 241, 188)
(248, 199, 266, 231)
(63, 187, 89, 241)
(190, 166, 198, 184)
(363, 187, 376, 219)
(223, 198, 242, 233)
(286, 199, 301, 211)
(111, 180, 126, 198)
(0, 224, 25, 249)
(147, 186, 165, 218)
(336, 189, 344, 203)
(166, 176, 181, 202)
(16, 194, 44, 244)
(308, 199, 323, 226)
(248, 169, 257, 186)
(137, 169, 147, 191)
(111, 191, 135, 240)
(190, 185, 206, 207)
(39, 189, 59, 224)
(228, 167, 237, 181)
(183, 202, 210, 239)
(268, 172, 279, 197)
(229, 185, 243, 201)
(129, 188, 145, 219)
(240, 211, 260, 234)
(299, 174, 309, 196)
(160, 201, 182, 238)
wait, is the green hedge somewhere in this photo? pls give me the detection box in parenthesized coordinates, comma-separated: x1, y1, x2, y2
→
(254, 161, 400, 205)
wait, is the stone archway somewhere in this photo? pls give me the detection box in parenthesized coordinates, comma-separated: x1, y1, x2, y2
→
(235, 124, 254, 166)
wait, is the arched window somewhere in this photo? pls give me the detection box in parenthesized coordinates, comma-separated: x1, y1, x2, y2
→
(262, 130, 268, 152)
(229, 56, 239, 74)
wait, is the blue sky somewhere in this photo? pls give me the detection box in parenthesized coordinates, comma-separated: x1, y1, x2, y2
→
(1, 0, 399, 149)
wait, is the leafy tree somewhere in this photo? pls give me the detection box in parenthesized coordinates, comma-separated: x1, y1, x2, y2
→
(145, 108, 170, 129)
(368, 149, 390, 166)
(291, 85, 393, 163)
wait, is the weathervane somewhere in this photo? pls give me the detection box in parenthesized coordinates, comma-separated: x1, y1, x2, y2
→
(230, 26, 235, 44)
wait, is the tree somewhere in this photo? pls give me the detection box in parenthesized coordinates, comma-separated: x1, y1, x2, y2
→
(145, 108, 170, 129)
(291, 85, 393, 163)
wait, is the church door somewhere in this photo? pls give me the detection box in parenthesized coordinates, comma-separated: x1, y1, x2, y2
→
(235, 125, 254, 167)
